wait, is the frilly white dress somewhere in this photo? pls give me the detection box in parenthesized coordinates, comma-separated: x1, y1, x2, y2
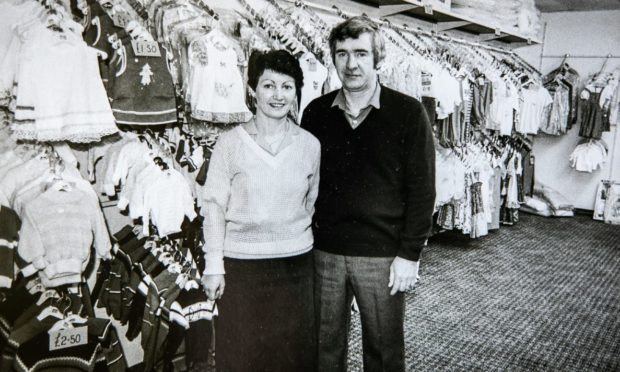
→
(187, 29, 252, 124)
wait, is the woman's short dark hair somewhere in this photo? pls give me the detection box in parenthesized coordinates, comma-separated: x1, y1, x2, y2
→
(328, 16, 385, 67)
(248, 49, 304, 105)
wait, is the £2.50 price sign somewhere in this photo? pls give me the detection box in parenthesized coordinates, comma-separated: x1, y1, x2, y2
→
(49, 326, 88, 351)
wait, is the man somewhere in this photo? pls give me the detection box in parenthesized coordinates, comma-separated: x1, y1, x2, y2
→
(301, 16, 436, 372)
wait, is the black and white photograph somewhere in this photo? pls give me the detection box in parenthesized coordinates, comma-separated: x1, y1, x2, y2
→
(0, 0, 619, 371)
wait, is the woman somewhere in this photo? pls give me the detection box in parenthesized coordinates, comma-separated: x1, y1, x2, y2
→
(200, 49, 320, 372)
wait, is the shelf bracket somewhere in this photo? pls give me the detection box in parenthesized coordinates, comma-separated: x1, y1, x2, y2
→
(377, 4, 419, 17)
(434, 20, 470, 32)
(479, 32, 504, 42)
(509, 38, 534, 48)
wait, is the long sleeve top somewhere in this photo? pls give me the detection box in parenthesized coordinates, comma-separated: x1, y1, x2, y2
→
(301, 85, 435, 261)
(18, 187, 111, 287)
(200, 122, 320, 275)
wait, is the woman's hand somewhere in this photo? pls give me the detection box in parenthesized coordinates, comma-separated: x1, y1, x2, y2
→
(202, 274, 225, 301)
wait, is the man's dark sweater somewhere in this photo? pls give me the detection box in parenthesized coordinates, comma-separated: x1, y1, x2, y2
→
(301, 85, 435, 261)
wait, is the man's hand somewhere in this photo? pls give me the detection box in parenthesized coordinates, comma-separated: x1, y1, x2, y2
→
(202, 274, 225, 301)
(388, 257, 419, 296)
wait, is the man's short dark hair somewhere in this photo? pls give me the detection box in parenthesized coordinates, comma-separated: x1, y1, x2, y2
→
(328, 16, 386, 67)
(248, 49, 304, 105)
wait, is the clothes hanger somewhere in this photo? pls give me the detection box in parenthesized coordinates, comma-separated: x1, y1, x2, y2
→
(49, 313, 88, 332)
(592, 54, 612, 82)
(37, 305, 65, 321)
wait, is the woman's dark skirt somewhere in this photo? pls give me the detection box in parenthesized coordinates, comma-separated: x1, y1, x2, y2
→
(214, 251, 315, 372)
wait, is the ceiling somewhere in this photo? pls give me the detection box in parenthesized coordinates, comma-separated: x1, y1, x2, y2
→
(534, 0, 620, 12)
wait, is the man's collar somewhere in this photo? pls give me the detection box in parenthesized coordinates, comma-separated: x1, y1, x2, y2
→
(331, 80, 382, 111)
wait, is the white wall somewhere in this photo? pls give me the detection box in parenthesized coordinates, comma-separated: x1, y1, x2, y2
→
(514, 10, 620, 210)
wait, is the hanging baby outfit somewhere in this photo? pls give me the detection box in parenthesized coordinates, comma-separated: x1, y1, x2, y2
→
(187, 29, 252, 124)
(518, 85, 553, 135)
(107, 35, 178, 126)
(8, 22, 117, 143)
(298, 52, 327, 122)
(579, 87, 607, 139)
(541, 80, 570, 135)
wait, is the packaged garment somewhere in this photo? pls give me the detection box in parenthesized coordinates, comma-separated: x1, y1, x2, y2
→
(603, 183, 620, 225)
(541, 78, 570, 136)
(520, 195, 552, 217)
(594, 180, 620, 223)
(533, 183, 574, 215)
(594, 180, 617, 220)
(543, 64, 580, 127)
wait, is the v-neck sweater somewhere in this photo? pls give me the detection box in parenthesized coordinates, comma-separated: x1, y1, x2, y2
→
(200, 124, 321, 275)
(301, 85, 435, 261)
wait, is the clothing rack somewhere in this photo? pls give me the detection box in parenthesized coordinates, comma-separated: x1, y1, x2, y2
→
(542, 54, 620, 59)
(278, 0, 540, 76)
(124, 0, 148, 20)
(263, 0, 328, 61)
(191, 0, 219, 20)
(237, 0, 313, 58)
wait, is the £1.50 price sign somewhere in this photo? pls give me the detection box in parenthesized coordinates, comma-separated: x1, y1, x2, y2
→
(131, 40, 161, 57)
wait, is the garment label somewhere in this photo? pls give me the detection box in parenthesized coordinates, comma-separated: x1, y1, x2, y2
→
(111, 11, 132, 29)
(494, 27, 501, 36)
(424, 5, 433, 14)
(529, 155, 535, 165)
(131, 40, 161, 57)
(49, 327, 87, 351)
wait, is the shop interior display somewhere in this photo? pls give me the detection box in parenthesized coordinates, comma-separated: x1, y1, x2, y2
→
(0, 0, 619, 370)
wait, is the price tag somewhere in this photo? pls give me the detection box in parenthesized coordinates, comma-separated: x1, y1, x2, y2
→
(424, 5, 433, 14)
(111, 11, 132, 29)
(131, 40, 161, 57)
(49, 326, 88, 351)
(494, 27, 501, 36)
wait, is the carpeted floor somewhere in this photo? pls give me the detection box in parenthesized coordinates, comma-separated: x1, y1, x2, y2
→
(346, 213, 620, 371)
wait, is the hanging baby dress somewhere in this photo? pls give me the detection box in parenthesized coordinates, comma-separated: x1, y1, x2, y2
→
(579, 86, 608, 139)
(107, 34, 178, 126)
(298, 52, 327, 122)
(187, 29, 252, 124)
(11, 23, 117, 143)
